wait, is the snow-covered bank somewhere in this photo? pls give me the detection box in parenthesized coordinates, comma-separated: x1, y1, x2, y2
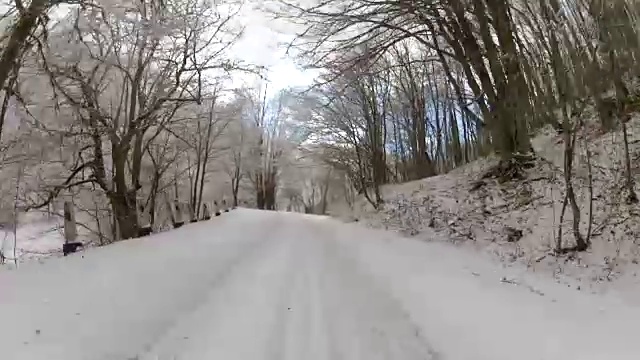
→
(338, 113, 640, 303)
(2, 209, 640, 359)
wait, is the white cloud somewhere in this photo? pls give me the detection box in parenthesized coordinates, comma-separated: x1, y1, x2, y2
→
(226, 4, 319, 96)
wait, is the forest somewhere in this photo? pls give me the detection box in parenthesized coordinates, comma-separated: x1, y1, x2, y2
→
(0, 0, 638, 263)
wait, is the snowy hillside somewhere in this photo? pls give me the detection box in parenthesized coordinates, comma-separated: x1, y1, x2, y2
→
(340, 109, 640, 303)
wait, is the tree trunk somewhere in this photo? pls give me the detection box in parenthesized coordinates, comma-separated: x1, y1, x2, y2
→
(110, 193, 139, 240)
(486, 0, 533, 158)
(232, 165, 241, 207)
(191, 122, 203, 215)
(255, 172, 265, 209)
(264, 168, 277, 210)
(148, 170, 160, 227)
(320, 168, 332, 215)
(111, 148, 139, 240)
(0, 0, 48, 99)
(196, 111, 214, 217)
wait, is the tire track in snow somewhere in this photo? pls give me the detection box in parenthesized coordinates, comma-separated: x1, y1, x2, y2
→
(265, 215, 439, 360)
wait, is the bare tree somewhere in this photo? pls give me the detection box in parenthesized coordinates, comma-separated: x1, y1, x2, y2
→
(221, 98, 249, 207)
(22, 0, 244, 239)
(236, 86, 288, 210)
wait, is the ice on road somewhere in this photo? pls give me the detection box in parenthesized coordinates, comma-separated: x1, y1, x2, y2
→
(2, 209, 640, 359)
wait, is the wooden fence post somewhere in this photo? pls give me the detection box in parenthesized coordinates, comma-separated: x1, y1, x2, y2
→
(202, 203, 211, 220)
(62, 201, 83, 256)
(174, 200, 184, 228)
(214, 201, 221, 216)
(138, 200, 152, 237)
(189, 204, 197, 223)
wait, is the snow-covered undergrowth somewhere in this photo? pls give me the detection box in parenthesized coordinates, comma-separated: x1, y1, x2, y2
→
(1, 221, 62, 263)
(340, 110, 640, 303)
(0, 211, 79, 268)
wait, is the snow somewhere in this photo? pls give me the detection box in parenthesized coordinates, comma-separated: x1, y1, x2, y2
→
(1, 218, 65, 265)
(2, 209, 640, 359)
(336, 110, 640, 302)
(341, 223, 640, 360)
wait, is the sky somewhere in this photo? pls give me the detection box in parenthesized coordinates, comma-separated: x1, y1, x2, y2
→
(228, 3, 319, 97)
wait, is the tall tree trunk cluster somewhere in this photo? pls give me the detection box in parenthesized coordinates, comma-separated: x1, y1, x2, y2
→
(282, 0, 640, 251)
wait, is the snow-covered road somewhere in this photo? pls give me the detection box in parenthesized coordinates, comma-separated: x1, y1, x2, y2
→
(2, 209, 640, 359)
